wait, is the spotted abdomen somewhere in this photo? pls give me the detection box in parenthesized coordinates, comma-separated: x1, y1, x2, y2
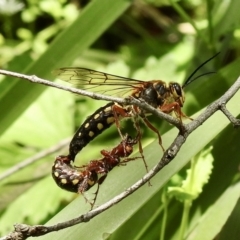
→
(52, 155, 98, 193)
(69, 102, 116, 160)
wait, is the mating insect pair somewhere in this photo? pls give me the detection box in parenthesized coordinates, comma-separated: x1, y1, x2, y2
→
(52, 53, 218, 207)
(55, 69, 189, 175)
(57, 70, 187, 163)
(52, 134, 140, 208)
(55, 53, 218, 163)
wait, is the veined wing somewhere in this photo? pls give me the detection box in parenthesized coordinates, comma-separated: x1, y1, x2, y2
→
(54, 67, 146, 97)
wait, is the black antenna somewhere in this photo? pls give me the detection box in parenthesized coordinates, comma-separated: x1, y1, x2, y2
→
(187, 71, 216, 83)
(182, 52, 220, 88)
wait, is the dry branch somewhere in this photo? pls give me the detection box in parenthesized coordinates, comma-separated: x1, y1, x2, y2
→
(0, 69, 239, 240)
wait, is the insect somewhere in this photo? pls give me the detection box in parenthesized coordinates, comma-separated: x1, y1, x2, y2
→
(67, 102, 130, 161)
(55, 53, 219, 162)
(52, 134, 139, 208)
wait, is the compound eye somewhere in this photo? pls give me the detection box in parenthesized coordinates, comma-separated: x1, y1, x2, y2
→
(170, 83, 182, 97)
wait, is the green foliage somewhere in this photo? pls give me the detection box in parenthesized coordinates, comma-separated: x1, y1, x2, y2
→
(168, 146, 214, 202)
(0, 0, 240, 239)
(166, 147, 214, 240)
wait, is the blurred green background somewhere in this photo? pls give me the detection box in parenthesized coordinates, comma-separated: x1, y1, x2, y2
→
(0, 0, 240, 239)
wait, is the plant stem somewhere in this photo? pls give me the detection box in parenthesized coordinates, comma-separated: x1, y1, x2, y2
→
(179, 200, 191, 240)
(160, 192, 169, 240)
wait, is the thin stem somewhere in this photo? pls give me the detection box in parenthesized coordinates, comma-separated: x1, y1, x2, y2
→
(0, 138, 70, 181)
(220, 104, 240, 128)
(1, 68, 240, 239)
(179, 200, 191, 240)
(160, 190, 169, 240)
(0, 69, 183, 128)
(134, 205, 163, 240)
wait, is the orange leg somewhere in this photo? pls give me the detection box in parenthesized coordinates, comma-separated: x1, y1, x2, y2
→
(161, 102, 193, 121)
(160, 102, 193, 134)
(78, 178, 96, 209)
(132, 117, 152, 186)
(131, 114, 150, 174)
(120, 156, 142, 165)
(140, 115, 164, 152)
(90, 175, 107, 209)
(112, 104, 131, 139)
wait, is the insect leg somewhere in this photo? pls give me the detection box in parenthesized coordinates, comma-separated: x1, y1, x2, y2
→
(161, 102, 193, 121)
(89, 174, 108, 209)
(131, 113, 149, 173)
(111, 103, 131, 140)
(141, 115, 165, 152)
(78, 171, 99, 209)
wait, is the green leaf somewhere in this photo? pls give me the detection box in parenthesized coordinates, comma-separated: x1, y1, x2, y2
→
(168, 146, 214, 201)
(186, 182, 240, 240)
(0, 0, 131, 136)
(38, 69, 240, 239)
(0, 176, 74, 235)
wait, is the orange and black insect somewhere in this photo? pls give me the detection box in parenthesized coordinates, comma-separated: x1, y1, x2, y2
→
(67, 102, 130, 161)
(52, 134, 139, 208)
(55, 53, 219, 161)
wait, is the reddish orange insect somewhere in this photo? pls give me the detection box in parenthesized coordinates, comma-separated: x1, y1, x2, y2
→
(52, 134, 139, 208)
(55, 54, 218, 165)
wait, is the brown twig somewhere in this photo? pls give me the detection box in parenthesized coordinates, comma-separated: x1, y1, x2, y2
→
(219, 103, 240, 127)
(0, 69, 182, 128)
(0, 70, 239, 239)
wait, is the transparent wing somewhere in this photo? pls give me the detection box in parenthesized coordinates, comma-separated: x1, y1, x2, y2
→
(54, 67, 145, 97)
